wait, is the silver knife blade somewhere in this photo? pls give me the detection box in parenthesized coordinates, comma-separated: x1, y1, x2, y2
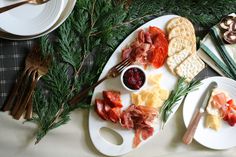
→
(199, 81, 218, 113)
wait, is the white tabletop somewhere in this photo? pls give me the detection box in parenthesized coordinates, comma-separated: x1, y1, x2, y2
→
(0, 105, 235, 157)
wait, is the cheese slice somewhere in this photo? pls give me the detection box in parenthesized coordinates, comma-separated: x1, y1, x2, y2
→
(131, 93, 142, 106)
(205, 114, 221, 131)
(148, 74, 162, 85)
(131, 73, 169, 109)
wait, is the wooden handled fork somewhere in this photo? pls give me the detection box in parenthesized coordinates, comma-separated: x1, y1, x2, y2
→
(2, 48, 41, 112)
(13, 56, 51, 120)
(68, 58, 131, 105)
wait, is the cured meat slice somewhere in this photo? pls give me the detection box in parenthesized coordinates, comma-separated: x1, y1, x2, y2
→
(133, 129, 142, 148)
(108, 107, 121, 123)
(149, 26, 166, 40)
(121, 26, 168, 69)
(151, 33, 168, 68)
(138, 30, 145, 43)
(104, 102, 111, 113)
(131, 44, 150, 66)
(95, 99, 108, 120)
(103, 91, 123, 108)
(95, 91, 158, 148)
(120, 104, 157, 147)
(145, 32, 152, 44)
(141, 127, 154, 140)
(131, 40, 141, 50)
(120, 111, 134, 129)
(213, 93, 227, 108)
(136, 105, 158, 115)
(122, 47, 132, 60)
(95, 91, 123, 122)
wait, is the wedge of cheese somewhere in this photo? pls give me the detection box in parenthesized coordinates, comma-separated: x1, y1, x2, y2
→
(131, 74, 169, 109)
(148, 73, 162, 85)
(205, 114, 221, 131)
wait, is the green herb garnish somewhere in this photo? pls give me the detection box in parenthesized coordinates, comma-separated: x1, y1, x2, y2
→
(160, 78, 202, 126)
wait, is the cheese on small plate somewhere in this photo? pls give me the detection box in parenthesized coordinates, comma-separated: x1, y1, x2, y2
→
(205, 89, 230, 131)
(205, 114, 221, 131)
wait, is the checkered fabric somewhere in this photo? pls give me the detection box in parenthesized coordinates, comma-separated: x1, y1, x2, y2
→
(0, 39, 34, 108)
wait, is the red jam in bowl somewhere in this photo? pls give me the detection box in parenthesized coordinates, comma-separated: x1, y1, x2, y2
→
(123, 67, 145, 90)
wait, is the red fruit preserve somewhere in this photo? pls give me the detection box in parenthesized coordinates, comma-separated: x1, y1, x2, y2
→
(123, 67, 145, 90)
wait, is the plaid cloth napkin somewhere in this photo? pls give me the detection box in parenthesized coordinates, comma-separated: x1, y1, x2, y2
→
(0, 39, 34, 107)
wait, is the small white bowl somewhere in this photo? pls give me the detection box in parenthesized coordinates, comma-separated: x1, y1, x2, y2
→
(120, 65, 147, 92)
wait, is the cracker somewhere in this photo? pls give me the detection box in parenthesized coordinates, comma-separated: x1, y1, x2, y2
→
(167, 49, 191, 74)
(168, 37, 193, 56)
(166, 17, 195, 33)
(176, 54, 205, 82)
(168, 24, 195, 41)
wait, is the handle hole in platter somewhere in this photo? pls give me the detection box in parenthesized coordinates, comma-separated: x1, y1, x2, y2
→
(99, 127, 123, 145)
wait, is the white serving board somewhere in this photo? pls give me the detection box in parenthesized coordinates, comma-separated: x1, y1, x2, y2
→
(89, 15, 181, 156)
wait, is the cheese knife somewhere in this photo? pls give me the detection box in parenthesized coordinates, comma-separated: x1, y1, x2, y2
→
(182, 81, 218, 145)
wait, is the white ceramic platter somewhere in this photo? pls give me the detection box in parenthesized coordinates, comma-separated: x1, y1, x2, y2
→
(0, 0, 64, 36)
(89, 15, 181, 156)
(0, 0, 76, 40)
(183, 76, 236, 149)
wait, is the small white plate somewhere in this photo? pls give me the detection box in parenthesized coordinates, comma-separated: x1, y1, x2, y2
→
(89, 15, 182, 156)
(183, 76, 236, 149)
(0, 0, 64, 36)
(0, 0, 76, 40)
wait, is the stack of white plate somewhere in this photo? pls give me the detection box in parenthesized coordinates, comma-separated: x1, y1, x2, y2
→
(0, 0, 76, 40)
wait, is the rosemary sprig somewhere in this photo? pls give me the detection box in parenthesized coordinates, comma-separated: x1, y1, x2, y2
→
(160, 78, 202, 126)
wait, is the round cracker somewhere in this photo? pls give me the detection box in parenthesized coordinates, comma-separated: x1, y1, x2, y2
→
(166, 17, 195, 33)
(167, 48, 191, 74)
(168, 37, 194, 56)
(168, 24, 196, 53)
(168, 24, 195, 41)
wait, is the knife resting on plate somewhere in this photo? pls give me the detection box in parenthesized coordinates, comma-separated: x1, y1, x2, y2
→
(182, 81, 218, 144)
